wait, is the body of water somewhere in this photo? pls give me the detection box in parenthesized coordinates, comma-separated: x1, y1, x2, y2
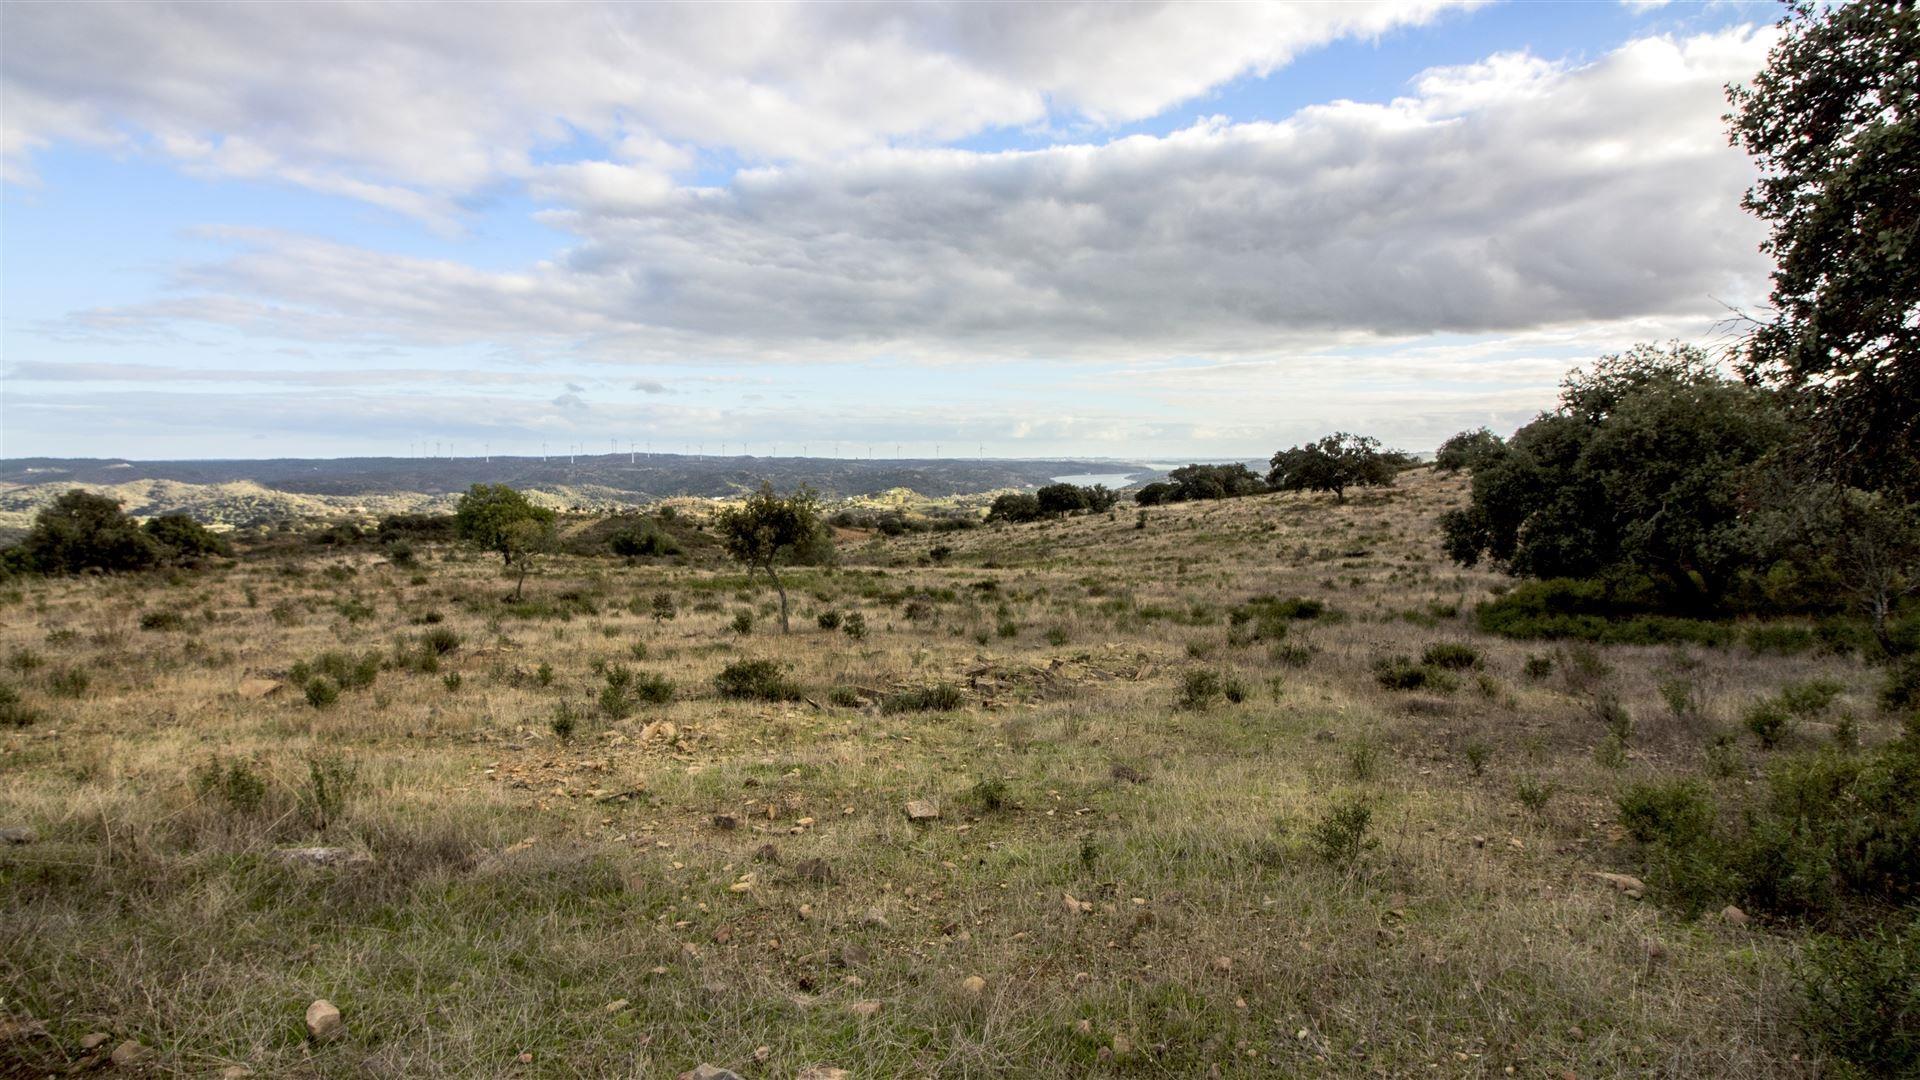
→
(1050, 472, 1137, 487)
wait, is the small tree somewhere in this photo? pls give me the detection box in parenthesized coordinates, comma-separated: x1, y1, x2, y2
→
(986, 492, 1044, 523)
(1433, 428, 1506, 474)
(1267, 433, 1399, 503)
(20, 490, 162, 573)
(1034, 483, 1089, 517)
(143, 513, 231, 560)
(501, 518, 552, 601)
(715, 483, 832, 633)
(454, 484, 556, 567)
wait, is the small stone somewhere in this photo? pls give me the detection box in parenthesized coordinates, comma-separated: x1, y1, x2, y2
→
(1074, 1019, 1093, 1035)
(904, 800, 940, 822)
(1062, 892, 1093, 914)
(274, 847, 370, 868)
(754, 843, 780, 863)
(642, 720, 678, 743)
(1470, 835, 1487, 848)
(79, 1032, 111, 1051)
(680, 1066, 744, 1080)
(237, 678, 281, 699)
(603, 998, 629, 1014)
(1072, 972, 1092, 985)
(110, 1040, 150, 1067)
(795, 1069, 850, 1080)
(305, 999, 345, 1042)
(846, 1000, 883, 1018)
(0, 1018, 45, 1041)
(1591, 872, 1646, 899)
(960, 974, 987, 996)
(219, 1067, 254, 1079)
(711, 813, 738, 831)
(1720, 905, 1749, 927)
(1567, 1025, 1585, 1041)
(836, 944, 871, 969)
(1111, 1033, 1134, 1058)
(1212, 956, 1233, 972)
(0, 826, 36, 845)
(860, 906, 891, 930)
(753, 1045, 771, 1062)
(518, 1052, 534, 1064)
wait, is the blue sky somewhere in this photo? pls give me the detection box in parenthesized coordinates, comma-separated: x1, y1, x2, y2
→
(1, 1, 1781, 461)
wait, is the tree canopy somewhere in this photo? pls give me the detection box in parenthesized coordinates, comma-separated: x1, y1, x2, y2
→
(715, 483, 832, 632)
(1266, 433, 1401, 503)
(1442, 344, 1791, 609)
(1728, 0, 1920, 498)
(1433, 428, 1506, 474)
(453, 484, 556, 566)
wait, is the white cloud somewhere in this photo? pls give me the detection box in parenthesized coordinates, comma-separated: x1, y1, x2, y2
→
(2, 1, 1476, 218)
(49, 29, 1775, 364)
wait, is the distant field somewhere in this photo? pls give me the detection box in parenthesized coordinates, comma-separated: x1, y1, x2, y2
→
(0, 468, 1888, 1076)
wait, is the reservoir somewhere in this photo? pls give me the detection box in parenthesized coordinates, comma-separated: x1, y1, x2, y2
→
(1050, 472, 1137, 487)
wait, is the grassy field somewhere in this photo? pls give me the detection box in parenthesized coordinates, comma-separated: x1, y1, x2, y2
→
(0, 468, 1894, 1077)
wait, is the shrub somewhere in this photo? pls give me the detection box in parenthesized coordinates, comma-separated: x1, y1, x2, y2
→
(1178, 669, 1244, 710)
(827, 686, 862, 708)
(193, 757, 268, 816)
(1462, 740, 1491, 777)
(1882, 655, 1920, 712)
(966, 776, 1012, 813)
(1780, 678, 1845, 717)
(1420, 642, 1481, 670)
(1372, 656, 1457, 692)
(419, 627, 463, 656)
(882, 683, 965, 713)
(139, 610, 187, 632)
(816, 610, 842, 631)
(0, 683, 43, 728)
(1744, 699, 1793, 750)
(47, 667, 90, 698)
(1618, 779, 1717, 847)
(731, 610, 755, 635)
(304, 676, 341, 709)
(550, 701, 578, 740)
(842, 612, 868, 641)
(713, 659, 802, 702)
(1797, 914, 1920, 1075)
(1522, 654, 1554, 680)
(301, 753, 357, 831)
(1745, 623, 1819, 655)
(1309, 798, 1378, 866)
(1475, 579, 1733, 646)
(1515, 776, 1555, 814)
(650, 592, 677, 622)
(610, 525, 681, 558)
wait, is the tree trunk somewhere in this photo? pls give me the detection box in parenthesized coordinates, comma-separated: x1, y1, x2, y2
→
(765, 563, 790, 633)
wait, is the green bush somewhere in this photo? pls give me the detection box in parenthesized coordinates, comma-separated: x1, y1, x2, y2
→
(816, 610, 842, 630)
(193, 757, 268, 816)
(1178, 669, 1245, 709)
(842, 612, 868, 641)
(1420, 642, 1482, 670)
(304, 676, 340, 709)
(1475, 579, 1733, 646)
(1883, 655, 1920, 712)
(882, 683, 965, 713)
(1797, 914, 1920, 1075)
(1744, 699, 1793, 750)
(0, 683, 43, 728)
(1309, 798, 1378, 866)
(713, 659, 801, 702)
(1372, 656, 1457, 692)
(1618, 779, 1716, 848)
(139, 610, 187, 632)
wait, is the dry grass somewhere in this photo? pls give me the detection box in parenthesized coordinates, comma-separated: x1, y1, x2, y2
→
(0, 469, 1887, 1076)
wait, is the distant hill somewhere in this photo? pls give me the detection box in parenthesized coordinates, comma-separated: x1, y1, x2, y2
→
(0, 454, 1158, 529)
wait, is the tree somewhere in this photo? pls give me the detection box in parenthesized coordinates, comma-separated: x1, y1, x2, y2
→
(1728, 1, 1920, 498)
(1267, 433, 1399, 503)
(143, 513, 231, 560)
(1433, 428, 1506, 473)
(1442, 345, 1792, 609)
(1132, 482, 1176, 506)
(454, 484, 556, 566)
(987, 492, 1044, 523)
(500, 518, 551, 601)
(1161, 463, 1266, 502)
(20, 490, 163, 573)
(715, 483, 832, 633)
(1034, 483, 1090, 516)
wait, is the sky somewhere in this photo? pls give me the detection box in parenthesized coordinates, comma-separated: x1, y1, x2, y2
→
(0, 0, 1784, 462)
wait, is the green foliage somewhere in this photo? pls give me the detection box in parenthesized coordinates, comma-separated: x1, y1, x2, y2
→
(193, 757, 268, 816)
(730, 609, 754, 635)
(715, 483, 831, 632)
(1309, 798, 1378, 866)
(609, 524, 681, 558)
(1744, 700, 1793, 750)
(881, 683, 964, 713)
(1797, 913, 1920, 1075)
(1515, 776, 1555, 814)
(986, 492, 1044, 523)
(0, 682, 43, 729)
(816, 610, 841, 630)
(1474, 578, 1734, 646)
(1884, 655, 1920, 712)
(1728, 0, 1920, 499)
(453, 484, 556, 566)
(650, 592, 676, 622)
(966, 776, 1012, 813)
(19, 490, 164, 574)
(1177, 668, 1245, 709)
(1462, 740, 1491, 778)
(713, 658, 802, 702)
(1442, 344, 1790, 609)
(1433, 427, 1506, 474)
(1371, 656, 1457, 693)
(303, 676, 340, 709)
(1267, 432, 1402, 503)
(139, 609, 187, 632)
(142, 514, 230, 560)
(842, 611, 868, 641)
(301, 753, 357, 831)
(1420, 642, 1481, 670)
(1618, 779, 1717, 848)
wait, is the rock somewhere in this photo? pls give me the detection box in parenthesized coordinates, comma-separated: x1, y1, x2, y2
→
(846, 1000, 883, 1018)
(904, 800, 940, 822)
(1109, 763, 1146, 784)
(273, 847, 370, 868)
(641, 720, 678, 743)
(0, 826, 36, 845)
(710, 813, 738, 831)
(754, 843, 781, 864)
(219, 1067, 254, 1079)
(0, 1018, 45, 1041)
(1111, 1033, 1134, 1058)
(1212, 956, 1233, 973)
(236, 678, 281, 699)
(80, 1032, 112, 1050)
(679, 1066, 743, 1080)
(110, 1040, 150, 1067)
(795, 1069, 851, 1080)
(860, 906, 891, 930)
(603, 998, 630, 1014)
(1590, 872, 1646, 899)
(960, 974, 987, 996)
(1062, 892, 1093, 915)
(305, 999, 345, 1042)
(835, 944, 871, 969)
(1720, 905, 1750, 927)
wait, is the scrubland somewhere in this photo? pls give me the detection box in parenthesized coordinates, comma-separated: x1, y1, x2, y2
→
(1, 469, 1902, 1077)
